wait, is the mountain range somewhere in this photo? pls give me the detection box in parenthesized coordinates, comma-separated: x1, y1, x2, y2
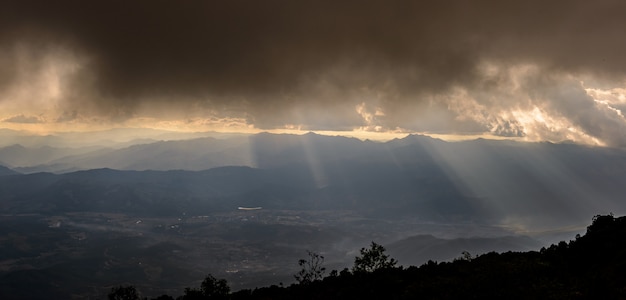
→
(2, 132, 625, 230)
(1, 132, 626, 297)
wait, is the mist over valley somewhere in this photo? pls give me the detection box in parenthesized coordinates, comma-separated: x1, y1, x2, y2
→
(1, 132, 624, 298)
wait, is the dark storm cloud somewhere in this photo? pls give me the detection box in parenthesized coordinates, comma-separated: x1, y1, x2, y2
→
(2, 0, 626, 137)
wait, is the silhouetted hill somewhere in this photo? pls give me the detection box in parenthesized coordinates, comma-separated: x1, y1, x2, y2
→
(387, 234, 542, 266)
(0, 165, 19, 176)
(2, 133, 626, 298)
(0, 144, 100, 168)
(33, 137, 254, 172)
(224, 215, 626, 299)
(0, 163, 479, 221)
(0, 164, 549, 299)
(2, 132, 626, 228)
(52, 214, 625, 299)
(0, 128, 239, 148)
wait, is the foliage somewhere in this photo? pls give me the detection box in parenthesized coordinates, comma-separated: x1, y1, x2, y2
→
(181, 287, 204, 300)
(200, 274, 230, 299)
(111, 215, 626, 299)
(294, 250, 326, 284)
(587, 213, 614, 234)
(453, 250, 473, 262)
(108, 285, 140, 300)
(179, 274, 229, 299)
(352, 241, 397, 273)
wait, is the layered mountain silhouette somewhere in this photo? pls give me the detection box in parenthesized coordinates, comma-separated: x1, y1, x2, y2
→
(1, 133, 626, 298)
(2, 132, 625, 228)
(0, 165, 19, 176)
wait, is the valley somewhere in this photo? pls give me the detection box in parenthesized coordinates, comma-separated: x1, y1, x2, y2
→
(0, 132, 622, 298)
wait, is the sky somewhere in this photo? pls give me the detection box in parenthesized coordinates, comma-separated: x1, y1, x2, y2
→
(1, 0, 626, 146)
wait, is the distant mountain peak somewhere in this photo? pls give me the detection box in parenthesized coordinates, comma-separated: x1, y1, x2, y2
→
(386, 133, 443, 146)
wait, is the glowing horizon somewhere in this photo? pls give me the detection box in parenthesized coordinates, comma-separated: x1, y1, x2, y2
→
(2, 1, 626, 148)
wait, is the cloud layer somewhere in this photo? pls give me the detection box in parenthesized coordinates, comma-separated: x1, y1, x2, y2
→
(2, 0, 626, 146)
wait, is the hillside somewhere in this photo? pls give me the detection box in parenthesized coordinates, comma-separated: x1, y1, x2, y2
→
(253, 214, 626, 299)
(0, 166, 542, 299)
(0, 165, 19, 176)
(2, 133, 626, 229)
(103, 214, 625, 299)
(2, 134, 626, 298)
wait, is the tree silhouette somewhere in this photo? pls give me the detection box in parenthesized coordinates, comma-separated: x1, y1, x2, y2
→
(454, 250, 473, 262)
(181, 287, 204, 300)
(294, 250, 326, 284)
(587, 213, 615, 234)
(104, 215, 626, 299)
(352, 241, 397, 273)
(181, 274, 229, 299)
(151, 295, 174, 300)
(201, 274, 230, 299)
(108, 285, 140, 300)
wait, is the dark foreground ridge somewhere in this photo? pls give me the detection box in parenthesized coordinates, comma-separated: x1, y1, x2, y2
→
(102, 214, 626, 299)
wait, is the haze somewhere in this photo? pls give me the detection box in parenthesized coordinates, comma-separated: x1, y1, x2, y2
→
(2, 1, 626, 297)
